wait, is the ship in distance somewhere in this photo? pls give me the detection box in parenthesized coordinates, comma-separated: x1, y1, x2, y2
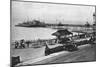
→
(15, 19, 46, 27)
(15, 19, 95, 28)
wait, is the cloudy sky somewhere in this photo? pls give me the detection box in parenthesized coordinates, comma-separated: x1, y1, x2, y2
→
(12, 1, 95, 25)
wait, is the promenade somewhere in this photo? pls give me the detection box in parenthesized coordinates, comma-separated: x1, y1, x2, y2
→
(16, 44, 95, 67)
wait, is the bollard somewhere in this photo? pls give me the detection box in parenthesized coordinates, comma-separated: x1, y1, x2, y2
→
(11, 56, 20, 67)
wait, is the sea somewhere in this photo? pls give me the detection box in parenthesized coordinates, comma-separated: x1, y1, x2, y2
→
(11, 21, 79, 42)
(11, 21, 58, 42)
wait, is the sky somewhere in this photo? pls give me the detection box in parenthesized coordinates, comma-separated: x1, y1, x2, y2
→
(12, 1, 95, 25)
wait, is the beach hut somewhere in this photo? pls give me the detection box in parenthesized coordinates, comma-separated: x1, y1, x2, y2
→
(52, 29, 72, 36)
(52, 29, 73, 43)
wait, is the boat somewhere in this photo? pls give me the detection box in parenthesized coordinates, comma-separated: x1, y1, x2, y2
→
(15, 19, 46, 27)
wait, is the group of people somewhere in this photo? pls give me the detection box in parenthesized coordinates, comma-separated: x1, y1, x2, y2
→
(14, 39, 30, 49)
(13, 39, 54, 49)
